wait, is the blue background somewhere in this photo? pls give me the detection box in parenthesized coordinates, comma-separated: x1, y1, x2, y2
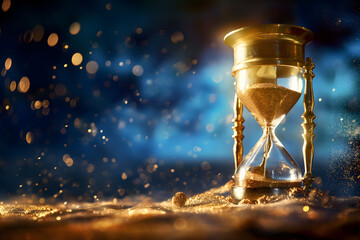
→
(0, 0, 359, 201)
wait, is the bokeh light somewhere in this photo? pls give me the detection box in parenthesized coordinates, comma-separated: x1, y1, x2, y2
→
(1, 0, 10, 12)
(86, 60, 99, 74)
(33, 25, 44, 42)
(171, 31, 184, 44)
(71, 53, 83, 66)
(25, 131, 33, 144)
(69, 22, 81, 35)
(4, 57, 12, 70)
(34, 100, 42, 109)
(47, 33, 59, 47)
(9, 81, 16, 91)
(23, 30, 33, 43)
(18, 76, 30, 93)
(63, 154, 74, 167)
(132, 65, 144, 76)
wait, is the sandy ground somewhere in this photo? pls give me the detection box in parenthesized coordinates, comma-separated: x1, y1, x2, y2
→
(0, 183, 359, 240)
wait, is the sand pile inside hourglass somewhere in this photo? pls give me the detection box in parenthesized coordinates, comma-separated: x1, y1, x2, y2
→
(238, 83, 301, 128)
(241, 170, 303, 188)
(237, 82, 302, 188)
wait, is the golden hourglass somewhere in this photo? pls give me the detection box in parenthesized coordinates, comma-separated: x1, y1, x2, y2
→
(225, 24, 316, 201)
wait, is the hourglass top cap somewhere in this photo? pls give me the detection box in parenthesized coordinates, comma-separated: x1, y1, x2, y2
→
(224, 24, 313, 47)
(224, 24, 313, 71)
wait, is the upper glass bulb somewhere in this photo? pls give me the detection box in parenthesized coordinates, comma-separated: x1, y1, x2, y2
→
(235, 65, 303, 128)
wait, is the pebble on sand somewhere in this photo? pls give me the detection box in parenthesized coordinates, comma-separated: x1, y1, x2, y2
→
(172, 192, 188, 208)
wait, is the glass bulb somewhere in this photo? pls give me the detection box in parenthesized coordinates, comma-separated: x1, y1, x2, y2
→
(233, 65, 303, 192)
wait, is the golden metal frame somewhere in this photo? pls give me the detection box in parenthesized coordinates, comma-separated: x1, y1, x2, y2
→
(226, 24, 315, 189)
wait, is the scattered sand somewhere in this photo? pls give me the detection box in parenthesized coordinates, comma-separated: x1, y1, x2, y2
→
(0, 182, 359, 239)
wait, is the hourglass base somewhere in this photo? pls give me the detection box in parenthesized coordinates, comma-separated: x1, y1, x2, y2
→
(232, 184, 301, 202)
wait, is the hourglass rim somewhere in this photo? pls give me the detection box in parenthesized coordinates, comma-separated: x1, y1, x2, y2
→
(224, 24, 313, 71)
(224, 24, 313, 47)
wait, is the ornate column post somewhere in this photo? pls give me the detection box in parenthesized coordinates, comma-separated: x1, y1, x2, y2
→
(232, 93, 244, 170)
(302, 57, 316, 190)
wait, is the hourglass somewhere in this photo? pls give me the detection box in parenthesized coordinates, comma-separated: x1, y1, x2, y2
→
(224, 24, 316, 201)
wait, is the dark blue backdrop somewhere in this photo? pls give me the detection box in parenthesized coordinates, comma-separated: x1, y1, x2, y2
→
(0, 0, 359, 201)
